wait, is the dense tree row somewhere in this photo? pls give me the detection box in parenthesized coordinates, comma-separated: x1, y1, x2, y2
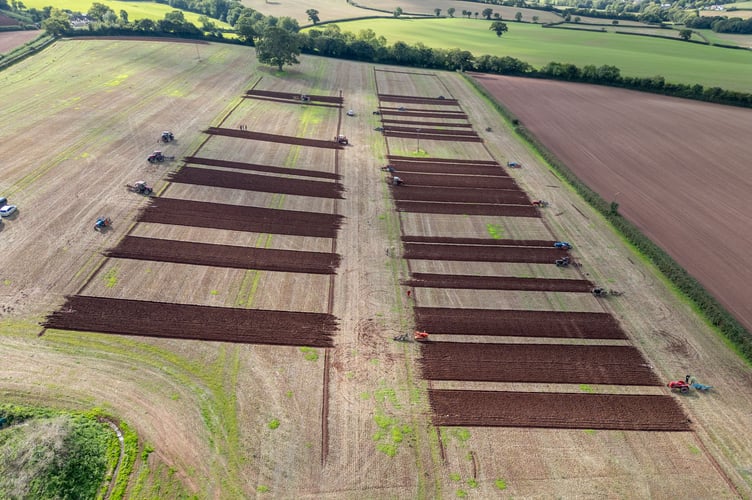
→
(686, 15, 752, 33)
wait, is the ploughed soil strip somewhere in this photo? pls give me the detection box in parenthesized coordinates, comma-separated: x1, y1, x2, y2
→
(395, 201, 539, 217)
(378, 110, 468, 119)
(391, 186, 528, 204)
(383, 130, 482, 142)
(246, 89, 343, 104)
(43, 296, 337, 348)
(243, 95, 341, 109)
(420, 343, 661, 385)
(382, 119, 473, 128)
(379, 106, 466, 115)
(203, 127, 344, 150)
(184, 156, 340, 180)
(404, 243, 565, 263)
(388, 156, 498, 166)
(106, 236, 340, 275)
(404, 273, 592, 292)
(414, 307, 627, 339)
(169, 167, 344, 199)
(138, 198, 342, 238)
(428, 390, 690, 431)
(393, 173, 518, 189)
(388, 162, 506, 176)
(383, 126, 478, 136)
(378, 94, 459, 105)
(402, 236, 556, 247)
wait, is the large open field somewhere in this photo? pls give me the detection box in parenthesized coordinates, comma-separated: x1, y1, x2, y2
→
(474, 74, 752, 336)
(1, 38, 752, 497)
(318, 17, 752, 92)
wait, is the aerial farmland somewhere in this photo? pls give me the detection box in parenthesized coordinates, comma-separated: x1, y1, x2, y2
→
(1, 33, 751, 499)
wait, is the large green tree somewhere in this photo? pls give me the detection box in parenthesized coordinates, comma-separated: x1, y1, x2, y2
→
(490, 21, 508, 37)
(41, 8, 70, 36)
(87, 2, 113, 21)
(306, 8, 319, 24)
(256, 26, 301, 71)
(482, 7, 493, 19)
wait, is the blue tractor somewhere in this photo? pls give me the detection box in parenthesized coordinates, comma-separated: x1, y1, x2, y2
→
(94, 217, 112, 232)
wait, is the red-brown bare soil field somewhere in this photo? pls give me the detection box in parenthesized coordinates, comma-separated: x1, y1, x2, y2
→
(404, 273, 593, 291)
(184, 156, 341, 180)
(138, 198, 342, 237)
(404, 243, 566, 263)
(420, 342, 661, 385)
(168, 166, 344, 198)
(415, 307, 628, 339)
(395, 201, 539, 216)
(382, 125, 478, 135)
(43, 296, 336, 347)
(474, 73, 752, 333)
(0, 30, 39, 53)
(429, 390, 690, 430)
(389, 156, 498, 166)
(105, 236, 340, 274)
(377, 109, 468, 119)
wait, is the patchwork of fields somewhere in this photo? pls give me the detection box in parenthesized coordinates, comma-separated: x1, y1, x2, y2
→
(1, 39, 751, 497)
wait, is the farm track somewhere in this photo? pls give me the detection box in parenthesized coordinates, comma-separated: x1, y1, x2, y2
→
(420, 342, 661, 385)
(403, 243, 566, 263)
(414, 307, 628, 339)
(106, 236, 340, 274)
(138, 198, 343, 237)
(204, 127, 344, 149)
(428, 390, 691, 430)
(184, 156, 341, 180)
(43, 296, 337, 347)
(403, 273, 593, 292)
(169, 167, 344, 199)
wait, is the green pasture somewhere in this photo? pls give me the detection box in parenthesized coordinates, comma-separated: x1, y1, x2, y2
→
(23, 0, 232, 29)
(319, 17, 752, 91)
(727, 1, 752, 8)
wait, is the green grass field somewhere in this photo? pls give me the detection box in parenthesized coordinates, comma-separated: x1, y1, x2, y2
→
(23, 0, 232, 29)
(318, 17, 752, 91)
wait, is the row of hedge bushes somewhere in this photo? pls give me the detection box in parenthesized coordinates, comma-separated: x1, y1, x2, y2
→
(465, 74, 752, 363)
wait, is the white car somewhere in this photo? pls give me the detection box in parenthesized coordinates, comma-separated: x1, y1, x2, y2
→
(0, 205, 17, 217)
(346, 109, 355, 116)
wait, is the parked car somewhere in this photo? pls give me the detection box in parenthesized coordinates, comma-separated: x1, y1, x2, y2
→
(0, 205, 17, 217)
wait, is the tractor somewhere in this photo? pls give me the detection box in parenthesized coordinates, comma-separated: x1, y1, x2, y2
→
(147, 151, 174, 163)
(555, 256, 576, 267)
(554, 241, 572, 249)
(507, 161, 522, 168)
(335, 135, 349, 145)
(532, 200, 549, 207)
(668, 377, 713, 393)
(160, 131, 175, 143)
(391, 176, 405, 186)
(94, 216, 112, 232)
(592, 287, 624, 298)
(126, 181, 153, 195)
(393, 331, 430, 342)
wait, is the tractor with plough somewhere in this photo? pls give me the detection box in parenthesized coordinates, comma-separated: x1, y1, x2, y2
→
(668, 376, 713, 394)
(147, 151, 175, 163)
(126, 181, 153, 195)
